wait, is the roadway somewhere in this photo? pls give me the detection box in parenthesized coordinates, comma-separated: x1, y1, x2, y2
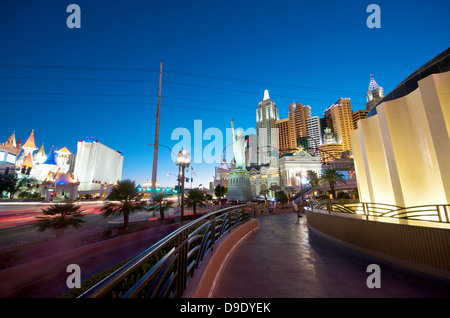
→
(0, 201, 220, 297)
(0, 201, 219, 252)
(0, 201, 105, 229)
(0, 202, 109, 252)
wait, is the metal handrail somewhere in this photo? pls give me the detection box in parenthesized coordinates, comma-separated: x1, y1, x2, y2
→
(79, 203, 259, 298)
(307, 200, 450, 223)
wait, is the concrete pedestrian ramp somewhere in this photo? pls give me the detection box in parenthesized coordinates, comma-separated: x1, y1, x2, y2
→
(213, 213, 450, 298)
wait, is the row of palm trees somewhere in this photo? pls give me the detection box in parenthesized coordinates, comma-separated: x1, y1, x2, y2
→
(36, 167, 348, 237)
(36, 179, 209, 236)
(306, 167, 347, 200)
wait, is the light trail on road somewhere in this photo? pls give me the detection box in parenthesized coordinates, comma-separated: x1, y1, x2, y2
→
(0, 202, 105, 229)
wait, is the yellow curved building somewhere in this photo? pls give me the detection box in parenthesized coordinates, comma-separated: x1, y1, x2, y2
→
(351, 48, 450, 207)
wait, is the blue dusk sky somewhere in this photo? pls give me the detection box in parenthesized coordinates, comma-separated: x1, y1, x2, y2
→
(0, 0, 449, 188)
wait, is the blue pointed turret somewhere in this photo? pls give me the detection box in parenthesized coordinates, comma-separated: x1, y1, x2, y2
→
(43, 146, 58, 165)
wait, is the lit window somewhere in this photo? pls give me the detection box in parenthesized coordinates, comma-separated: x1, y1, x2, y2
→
(0, 151, 5, 161)
(6, 154, 16, 164)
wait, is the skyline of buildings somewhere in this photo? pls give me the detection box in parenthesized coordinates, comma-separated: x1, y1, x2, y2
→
(1, 74, 383, 194)
(211, 75, 384, 199)
(0, 2, 449, 302)
(0, 0, 447, 191)
(258, 74, 383, 166)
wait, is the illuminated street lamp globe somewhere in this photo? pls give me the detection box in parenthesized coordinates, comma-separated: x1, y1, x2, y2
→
(175, 149, 191, 220)
(143, 180, 152, 188)
(176, 150, 191, 166)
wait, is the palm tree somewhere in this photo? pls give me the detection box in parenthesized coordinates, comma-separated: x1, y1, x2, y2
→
(307, 170, 320, 199)
(184, 189, 206, 217)
(319, 168, 347, 200)
(36, 202, 85, 237)
(259, 189, 269, 202)
(150, 192, 175, 221)
(214, 184, 227, 200)
(101, 179, 146, 232)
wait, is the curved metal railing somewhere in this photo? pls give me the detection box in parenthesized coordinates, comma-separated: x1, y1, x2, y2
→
(79, 204, 259, 298)
(307, 200, 450, 223)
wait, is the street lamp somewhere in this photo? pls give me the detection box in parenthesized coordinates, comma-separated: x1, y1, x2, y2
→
(176, 149, 191, 221)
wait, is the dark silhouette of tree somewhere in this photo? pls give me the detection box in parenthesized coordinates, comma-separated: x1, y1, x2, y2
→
(36, 202, 85, 237)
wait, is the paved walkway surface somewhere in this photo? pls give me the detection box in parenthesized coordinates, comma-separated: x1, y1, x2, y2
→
(214, 212, 450, 298)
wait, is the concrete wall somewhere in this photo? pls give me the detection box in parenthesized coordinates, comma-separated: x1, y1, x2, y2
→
(305, 209, 450, 280)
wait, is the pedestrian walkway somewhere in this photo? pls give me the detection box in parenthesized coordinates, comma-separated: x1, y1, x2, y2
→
(213, 212, 450, 298)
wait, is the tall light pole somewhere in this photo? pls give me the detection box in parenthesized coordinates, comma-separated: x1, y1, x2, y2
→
(151, 61, 163, 195)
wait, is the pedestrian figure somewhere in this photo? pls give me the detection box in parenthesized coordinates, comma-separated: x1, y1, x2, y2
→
(292, 201, 302, 217)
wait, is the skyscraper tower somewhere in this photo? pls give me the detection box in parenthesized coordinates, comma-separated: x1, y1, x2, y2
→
(306, 116, 322, 148)
(289, 102, 310, 139)
(366, 74, 384, 111)
(256, 90, 279, 165)
(324, 98, 354, 152)
(275, 118, 294, 155)
(288, 102, 311, 148)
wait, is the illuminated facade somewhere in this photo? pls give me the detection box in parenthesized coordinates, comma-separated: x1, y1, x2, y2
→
(248, 162, 280, 199)
(9, 130, 75, 182)
(276, 117, 295, 155)
(256, 90, 279, 165)
(0, 132, 21, 176)
(352, 109, 369, 130)
(288, 102, 311, 144)
(324, 98, 354, 152)
(279, 148, 322, 190)
(319, 142, 343, 165)
(352, 49, 450, 206)
(1, 130, 123, 200)
(73, 137, 124, 191)
(306, 116, 322, 148)
(245, 134, 258, 167)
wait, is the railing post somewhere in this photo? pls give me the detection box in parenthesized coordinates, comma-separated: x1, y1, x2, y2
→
(363, 203, 369, 220)
(227, 209, 233, 231)
(175, 229, 188, 298)
(437, 205, 443, 223)
(210, 214, 216, 247)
